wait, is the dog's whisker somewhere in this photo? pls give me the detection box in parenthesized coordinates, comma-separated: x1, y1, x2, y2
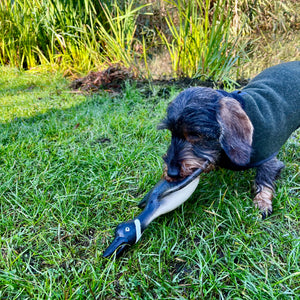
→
(181, 158, 214, 177)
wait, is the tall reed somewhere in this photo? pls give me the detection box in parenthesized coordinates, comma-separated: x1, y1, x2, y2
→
(159, 0, 239, 84)
(0, 0, 100, 73)
(96, 0, 150, 76)
(0, 0, 147, 75)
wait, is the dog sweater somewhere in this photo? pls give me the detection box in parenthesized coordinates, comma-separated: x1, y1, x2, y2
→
(219, 61, 300, 169)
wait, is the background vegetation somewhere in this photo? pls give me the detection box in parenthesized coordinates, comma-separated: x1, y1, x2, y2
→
(0, 0, 299, 298)
(0, 0, 299, 80)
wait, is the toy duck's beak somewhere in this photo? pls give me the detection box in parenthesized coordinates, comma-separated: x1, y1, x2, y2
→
(103, 237, 130, 258)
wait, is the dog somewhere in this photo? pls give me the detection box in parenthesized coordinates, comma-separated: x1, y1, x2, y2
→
(158, 61, 300, 218)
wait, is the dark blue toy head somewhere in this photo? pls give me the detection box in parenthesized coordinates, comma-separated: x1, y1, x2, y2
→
(158, 87, 254, 180)
(103, 220, 137, 258)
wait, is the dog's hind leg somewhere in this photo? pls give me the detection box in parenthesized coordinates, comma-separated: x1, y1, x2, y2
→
(254, 157, 285, 218)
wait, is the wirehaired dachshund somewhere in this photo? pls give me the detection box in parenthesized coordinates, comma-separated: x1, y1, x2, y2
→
(159, 61, 300, 218)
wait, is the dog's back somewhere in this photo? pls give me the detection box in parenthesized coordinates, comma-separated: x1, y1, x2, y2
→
(240, 61, 300, 165)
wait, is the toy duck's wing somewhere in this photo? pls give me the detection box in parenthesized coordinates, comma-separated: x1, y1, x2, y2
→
(138, 168, 204, 209)
(137, 179, 168, 209)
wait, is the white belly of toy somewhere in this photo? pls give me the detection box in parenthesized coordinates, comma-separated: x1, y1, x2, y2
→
(148, 177, 200, 223)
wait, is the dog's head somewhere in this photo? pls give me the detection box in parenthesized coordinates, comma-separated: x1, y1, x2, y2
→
(158, 87, 254, 181)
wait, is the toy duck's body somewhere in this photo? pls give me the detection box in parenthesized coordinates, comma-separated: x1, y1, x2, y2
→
(103, 168, 203, 258)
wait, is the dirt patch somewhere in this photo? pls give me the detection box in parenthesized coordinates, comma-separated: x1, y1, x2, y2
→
(70, 65, 249, 94)
(70, 64, 135, 92)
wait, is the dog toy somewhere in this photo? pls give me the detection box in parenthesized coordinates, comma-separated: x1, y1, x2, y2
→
(103, 167, 204, 258)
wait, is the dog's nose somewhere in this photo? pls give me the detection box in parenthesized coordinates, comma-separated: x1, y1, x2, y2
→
(167, 166, 181, 178)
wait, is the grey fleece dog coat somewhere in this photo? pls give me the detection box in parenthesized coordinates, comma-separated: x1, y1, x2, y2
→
(219, 61, 300, 169)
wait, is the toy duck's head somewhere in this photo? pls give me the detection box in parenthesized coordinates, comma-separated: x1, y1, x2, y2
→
(103, 219, 142, 258)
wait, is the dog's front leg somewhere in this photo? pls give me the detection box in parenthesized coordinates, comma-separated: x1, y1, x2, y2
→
(254, 157, 285, 218)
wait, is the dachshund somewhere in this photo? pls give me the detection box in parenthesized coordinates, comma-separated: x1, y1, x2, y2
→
(159, 61, 300, 218)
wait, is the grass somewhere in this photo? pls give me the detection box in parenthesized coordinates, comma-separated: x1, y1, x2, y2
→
(159, 0, 239, 84)
(0, 66, 299, 298)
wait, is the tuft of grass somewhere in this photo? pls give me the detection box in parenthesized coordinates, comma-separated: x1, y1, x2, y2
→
(96, 0, 150, 76)
(158, 0, 240, 84)
(0, 67, 299, 298)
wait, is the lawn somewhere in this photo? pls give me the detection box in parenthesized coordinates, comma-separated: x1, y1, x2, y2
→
(0, 67, 299, 299)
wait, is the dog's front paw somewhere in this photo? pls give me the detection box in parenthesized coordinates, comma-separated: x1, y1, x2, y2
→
(253, 186, 273, 219)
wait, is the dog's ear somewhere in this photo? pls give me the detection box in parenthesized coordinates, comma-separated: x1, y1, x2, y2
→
(217, 97, 253, 166)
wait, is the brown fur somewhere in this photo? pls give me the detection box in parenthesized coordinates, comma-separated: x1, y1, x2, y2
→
(217, 98, 254, 166)
(253, 186, 273, 214)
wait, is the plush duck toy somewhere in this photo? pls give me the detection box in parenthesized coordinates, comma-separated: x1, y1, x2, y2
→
(103, 167, 205, 258)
